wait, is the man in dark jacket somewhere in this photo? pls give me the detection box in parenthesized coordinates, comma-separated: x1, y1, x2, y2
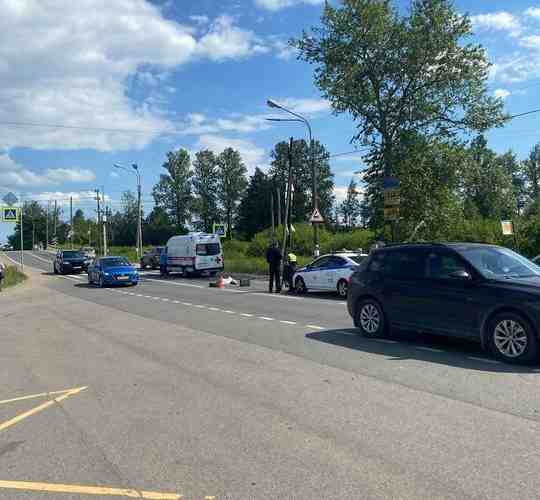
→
(266, 241, 282, 293)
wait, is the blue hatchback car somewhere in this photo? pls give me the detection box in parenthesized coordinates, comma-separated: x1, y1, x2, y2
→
(87, 256, 139, 288)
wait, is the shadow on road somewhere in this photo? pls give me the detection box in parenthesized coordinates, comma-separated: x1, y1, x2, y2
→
(306, 328, 540, 373)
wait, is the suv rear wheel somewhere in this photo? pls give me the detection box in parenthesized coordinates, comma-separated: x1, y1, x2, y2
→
(487, 312, 538, 364)
(354, 299, 386, 338)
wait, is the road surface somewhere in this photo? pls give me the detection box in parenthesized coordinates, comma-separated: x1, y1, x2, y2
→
(1, 250, 539, 499)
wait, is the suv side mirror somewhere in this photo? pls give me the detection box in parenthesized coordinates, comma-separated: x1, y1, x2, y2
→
(449, 269, 471, 280)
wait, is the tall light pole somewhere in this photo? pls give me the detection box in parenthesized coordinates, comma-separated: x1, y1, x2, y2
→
(114, 163, 143, 259)
(266, 99, 320, 257)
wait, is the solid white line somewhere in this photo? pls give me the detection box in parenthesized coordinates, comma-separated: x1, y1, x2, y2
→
(30, 252, 54, 264)
(416, 346, 444, 353)
(259, 316, 274, 321)
(468, 356, 500, 364)
(280, 320, 297, 325)
(1, 252, 23, 266)
(306, 324, 324, 330)
(145, 278, 203, 289)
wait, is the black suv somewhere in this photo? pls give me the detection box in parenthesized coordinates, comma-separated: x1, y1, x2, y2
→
(348, 243, 540, 364)
(53, 250, 90, 274)
(140, 247, 164, 270)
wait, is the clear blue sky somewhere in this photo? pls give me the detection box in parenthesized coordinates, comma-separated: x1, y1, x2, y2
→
(1, 0, 539, 244)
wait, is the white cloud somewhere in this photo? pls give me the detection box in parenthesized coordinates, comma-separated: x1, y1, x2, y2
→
(196, 15, 269, 61)
(269, 97, 331, 116)
(195, 134, 266, 174)
(272, 39, 298, 60)
(179, 112, 271, 135)
(110, 171, 120, 179)
(524, 7, 540, 19)
(0, 151, 94, 188)
(519, 34, 540, 48)
(494, 88, 511, 99)
(254, 0, 323, 11)
(333, 186, 349, 204)
(30, 190, 106, 207)
(190, 15, 210, 25)
(0, 2, 270, 153)
(471, 12, 521, 36)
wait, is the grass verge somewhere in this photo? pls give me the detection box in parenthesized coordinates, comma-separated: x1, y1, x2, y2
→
(2, 266, 27, 290)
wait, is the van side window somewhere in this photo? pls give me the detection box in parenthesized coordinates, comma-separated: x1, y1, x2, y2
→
(196, 243, 220, 256)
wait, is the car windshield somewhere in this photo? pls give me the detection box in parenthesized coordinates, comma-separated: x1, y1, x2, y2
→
(101, 258, 130, 268)
(350, 255, 366, 264)
(63, 251, 84, 258)
(457, 246, 540, 279)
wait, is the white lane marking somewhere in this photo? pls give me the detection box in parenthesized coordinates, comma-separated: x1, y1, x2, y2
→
(259, 316, 274, 321)
(240, 313, 254, 318)
(468, 356, 500, 365)
(306, 324, 325, 330)
(416, 346, 444, 353)
(161, 298, 170, 302)
(182, 302, 192, 306)
(208, 307, 220, 311)
(194, 305, 206, 309)
(2, 252, 23, 266)
(135, 294, 143, 297)
(172, 300, 181, 304)
(59, 275, 78, 282)
(30, 252, 54, 264)
(66, 275, 83, 280)
(372, 338, 398, 344)
(280, 320, 297, 325)
(224, 310, 235, 314)
(145, 278, 203, 289)
(152, 297, 160, 300)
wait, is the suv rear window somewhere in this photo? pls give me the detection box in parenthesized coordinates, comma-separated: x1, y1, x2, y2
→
(370, 249, 426, 279)
(196, 243, 221, 256)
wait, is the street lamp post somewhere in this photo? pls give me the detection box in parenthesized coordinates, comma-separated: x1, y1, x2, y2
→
(114, 163, 143, 260)
(267, 99, 320, 257)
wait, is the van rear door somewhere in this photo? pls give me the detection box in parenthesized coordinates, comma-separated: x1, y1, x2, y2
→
(194, 241, 222, 270)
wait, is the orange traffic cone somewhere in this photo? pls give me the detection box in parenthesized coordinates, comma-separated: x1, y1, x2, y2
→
(217, 274, 225, 289)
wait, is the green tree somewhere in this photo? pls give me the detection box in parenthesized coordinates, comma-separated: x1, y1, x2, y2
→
(461, 136, 516, 220)
(217, 148, 248, 239)
(152, 149, 193, 230)
(144, 206, 178, 245)
(109, 191, 138, 246)
(237, 167, 274, 238)
(522, 143, 540, 211)
(293, 0, 506, 179)
(192, 149, 220, 232)
(339, 178, 362, 228)
(269, 139, 334, 223)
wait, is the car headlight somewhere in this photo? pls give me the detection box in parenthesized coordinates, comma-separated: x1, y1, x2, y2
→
(103, 272, 110, 276)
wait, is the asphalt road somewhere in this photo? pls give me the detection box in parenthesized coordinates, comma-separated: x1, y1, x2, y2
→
(1, 250, 540, 499)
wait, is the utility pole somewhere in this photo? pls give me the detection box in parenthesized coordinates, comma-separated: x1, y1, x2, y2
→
(19, 197, 24, 270)
(280, 137, 294, 286)
(102, 209, 108, 256)
(70, 196, 73, 249)
(46, 200, 49, 250)
(95, 189, 101, 256)
(270, 192, 275, 239)
(276, 188, 281, 228)
(53, 199, 58, 239)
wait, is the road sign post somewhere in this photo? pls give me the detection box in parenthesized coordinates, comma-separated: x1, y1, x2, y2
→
(2, 193, 22, 270)
(212, 223, 227, 238)
(383, 177, 400, 242)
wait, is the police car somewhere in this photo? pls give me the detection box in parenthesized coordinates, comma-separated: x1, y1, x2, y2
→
(293, 252, 368, 297)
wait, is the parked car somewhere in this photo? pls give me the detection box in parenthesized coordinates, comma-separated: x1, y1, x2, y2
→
(164, 233, 224, 276)
(293, 252, 367, 297)
(53, 250, 90, 274)
(348, 242, 540, 364)
(87, 256, 139, 287)
(80, 246, 96, 259)
(140, 246, 164, 270)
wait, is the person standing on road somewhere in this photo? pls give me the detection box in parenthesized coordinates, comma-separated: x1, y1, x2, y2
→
(159, 246, 168, 277)
(266, 241, 282, 293)
(283, 252, 297, 292)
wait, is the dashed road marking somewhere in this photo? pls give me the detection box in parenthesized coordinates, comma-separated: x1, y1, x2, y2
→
(280, 320, 297, 325)
(182, 302, 192, 306)
(468, 356, 500, 365)
(224, 310, 235, 314)
(209, 307, 221, 311)
(416, 346, 444, 353)
(194, 304, 206, 309)
(240, 313, 254, 317)
(145, 278, 203, 289)
(306, 324, 324, 330)
(259, 316, 274, 321)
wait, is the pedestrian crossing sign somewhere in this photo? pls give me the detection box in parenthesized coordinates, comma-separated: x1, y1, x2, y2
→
(2, 206, 20, 222)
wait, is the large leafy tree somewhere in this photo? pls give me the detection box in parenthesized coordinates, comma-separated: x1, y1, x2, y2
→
(237, 167, 274, 238)
(192, 149, 220, 232)
(217, 148, 248, 238)
(152, 149, 193, 230)
(339, 178, 362, 228)
(522, 143, 540, 210)
(143, 206, 178, 245)
(269, 139, 334, 223)
(109, 191, 138, 247)
(293, 0, 506, 178)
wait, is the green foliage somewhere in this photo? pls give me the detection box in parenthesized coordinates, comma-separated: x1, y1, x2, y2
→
(192, 150, 220, 233)
(237, 167, 274, 239)
(152, 148, 193, 229)
(2, 266, 27, 289)
(339, 178, 362, 228)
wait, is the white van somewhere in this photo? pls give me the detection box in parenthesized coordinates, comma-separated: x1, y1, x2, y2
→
(165, 233, 224, 276)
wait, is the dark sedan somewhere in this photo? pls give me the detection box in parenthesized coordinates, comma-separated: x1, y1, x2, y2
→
(348, 243, 540, 364)
(88, 256, 139, 287)
(54, 250, 91, 274)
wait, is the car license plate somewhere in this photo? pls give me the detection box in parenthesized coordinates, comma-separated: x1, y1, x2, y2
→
(117, 276, 129, 281)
